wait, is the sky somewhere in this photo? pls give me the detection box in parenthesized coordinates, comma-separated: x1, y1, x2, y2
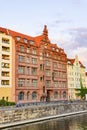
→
(0, 0, 87, 69)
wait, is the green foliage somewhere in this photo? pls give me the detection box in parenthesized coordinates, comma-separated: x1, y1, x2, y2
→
(75, 78, 87, 99)
(0, 99, 16, 106)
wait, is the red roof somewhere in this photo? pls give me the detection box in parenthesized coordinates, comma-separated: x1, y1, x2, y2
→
(67, 58, 85, 68)
(0, 26, 66, 54)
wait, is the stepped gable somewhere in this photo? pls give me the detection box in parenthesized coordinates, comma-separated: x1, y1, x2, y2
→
(67, 58, 85, 68)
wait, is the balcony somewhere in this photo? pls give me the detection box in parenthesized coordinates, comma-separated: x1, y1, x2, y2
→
(2, 39, 10, 44)
(1, 63, 10, 68)
(2, 46, 10, 52)
(1, 71, 10, 77)
(1, 80, 10, 85)
(2, 54, 10, 60)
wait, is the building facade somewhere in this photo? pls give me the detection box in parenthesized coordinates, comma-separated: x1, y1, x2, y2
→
(85, 72, 87, 88)
(0, 29, 15, 101)
(0, 25, 68, 103)
(67, 55, 86, 100)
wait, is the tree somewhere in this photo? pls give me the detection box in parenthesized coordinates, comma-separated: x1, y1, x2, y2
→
(75, 78, 87, 100)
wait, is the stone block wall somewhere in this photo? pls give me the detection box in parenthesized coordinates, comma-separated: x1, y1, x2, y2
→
(0, 102, 87, 124)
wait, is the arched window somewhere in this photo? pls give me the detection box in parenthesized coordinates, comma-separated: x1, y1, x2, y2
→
(43, 86, 45, 93)
(27, 91, 30, 100)
(63, 91, 66, 99)
(32, 91, 37, 100)
(18, 92, 24, 100)
(54, 91, 58, 99)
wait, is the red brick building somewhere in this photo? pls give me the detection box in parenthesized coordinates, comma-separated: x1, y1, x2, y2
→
(0, 25, 68, 103)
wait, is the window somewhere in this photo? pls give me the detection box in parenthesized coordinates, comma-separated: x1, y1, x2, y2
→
(45, 61, 50, 66)
(32, 79, 37, 87)
(54, 82, 58, 87)
(1, 80, 9, 85)
(63, 91, 66, 99)
(19, 55, 25, 62)
(1, 63, 10, 68)
(54, 71, 58, 77)
(2, 54, 10, 60)
(18, 92, 24, 100)
(26, 67, 30, 75)
(20, 45, 24, 52)
(52, 48, 55, 51)
(54, 92, 58, 99)
(27, 47, 30, 53)
(27, 92, 30, 100)
(45, 69, 50, 76)
(24, 38, 28, 43)
(2, 38, 9, 44)
(30, 40, 34, 44)
(16, 36, 21, 41)
(26, 79, 30, 87)
(53, 62, 57, 68)
(18, 66, 25, 74)
(32, 48, 36, 54)
(32, 91, 37, 100)
(6, 97, 8, 101)
(32, 58, 37, 64)
(43, 86, 45, 93)
(40, 64, 43, 70)
(26, 56, 30, 63)
(32, 67, 37, 75)
(56, 49, 59, 52)
(46, 80, 51, 87)
(1, 71, 10, 77)
(2, 46, 10, 52)
(18, 79, 25, 87)
(40, 77, 43, 82)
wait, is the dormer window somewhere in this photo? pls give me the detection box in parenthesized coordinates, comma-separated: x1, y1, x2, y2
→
(16, 36, 21, 41)
(52, 48, 55, 51)
(56, 49, 59, 52)
(24, 38, 28, 43)
(68, 61, 71, 64)
(30, 40, 34, 45)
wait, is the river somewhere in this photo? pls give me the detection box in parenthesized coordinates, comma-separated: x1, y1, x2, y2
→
(3, 113, 87, 130)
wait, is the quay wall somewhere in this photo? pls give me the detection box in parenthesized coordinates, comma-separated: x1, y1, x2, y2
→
(0, 102, 87, 128)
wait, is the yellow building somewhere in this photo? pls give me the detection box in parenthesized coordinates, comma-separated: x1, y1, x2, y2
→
(85, 72, 87, 87)
(67, 55, 86, 100)
(0, 30, 14, 101)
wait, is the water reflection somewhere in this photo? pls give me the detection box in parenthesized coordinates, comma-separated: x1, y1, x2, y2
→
(4, 114, 87, 130)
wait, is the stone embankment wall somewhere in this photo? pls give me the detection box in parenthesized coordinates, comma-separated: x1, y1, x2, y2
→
(0, 102, 87, 126)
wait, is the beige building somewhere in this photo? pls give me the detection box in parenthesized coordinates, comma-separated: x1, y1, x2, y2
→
(0, 30, 15, 101)
(85, 72, 87, 87)
(67, 55, 86, 100)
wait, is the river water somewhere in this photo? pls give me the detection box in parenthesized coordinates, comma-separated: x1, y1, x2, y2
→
(4, 114, 87, 130)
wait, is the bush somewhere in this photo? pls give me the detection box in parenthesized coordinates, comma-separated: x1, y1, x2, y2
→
(0, 99, 16, 106)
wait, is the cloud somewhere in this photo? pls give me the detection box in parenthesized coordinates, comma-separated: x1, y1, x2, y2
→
(68, 27, 87, 47)
(51, 27, 87, 69)
(64, 27, 87, 69)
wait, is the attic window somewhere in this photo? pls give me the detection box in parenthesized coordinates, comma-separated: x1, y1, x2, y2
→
(30, 40, 34, 44)
(56, 49, 59, 52)
(0, 31, 4, 34)
(24, 38, 28, 43)
(68, 61, 71, 64)
(52, 48, 55, 51)
(16, 36, 21, 41)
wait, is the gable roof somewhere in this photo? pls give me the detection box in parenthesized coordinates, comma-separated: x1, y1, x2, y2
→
(67, 58, 85, 68)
